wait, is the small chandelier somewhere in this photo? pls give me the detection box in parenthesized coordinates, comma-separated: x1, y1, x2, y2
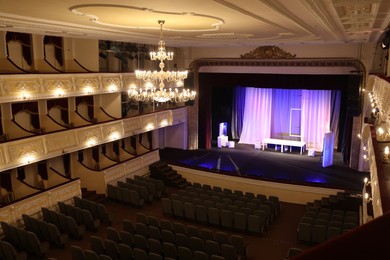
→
(129, 20, 196, 103)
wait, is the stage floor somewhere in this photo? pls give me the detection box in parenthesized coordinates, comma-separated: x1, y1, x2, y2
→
(159, 143, 368, 192)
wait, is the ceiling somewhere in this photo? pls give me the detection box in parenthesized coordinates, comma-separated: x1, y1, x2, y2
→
(1, 0, 390, 47)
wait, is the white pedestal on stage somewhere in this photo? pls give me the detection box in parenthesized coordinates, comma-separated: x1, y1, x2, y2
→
(322, 132, 335, 167)
(217, 135, 228, 148)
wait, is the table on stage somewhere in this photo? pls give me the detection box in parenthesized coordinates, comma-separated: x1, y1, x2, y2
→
(261, 138, 306, 155)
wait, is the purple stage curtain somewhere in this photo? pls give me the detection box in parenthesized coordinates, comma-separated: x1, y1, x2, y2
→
(231, 86, 246, 139)
(271, 89, 302, 140)
(301, 90, 331, 151)
(239, 88, 273, 144)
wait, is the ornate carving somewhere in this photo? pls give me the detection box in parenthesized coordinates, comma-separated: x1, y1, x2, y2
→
(77, 126, 102, 144)
(240, 46, 296, 59)
(123, 117, 141, 134)
(102, 122, 123, 139)
(8, 139, 44, 161)
(45, 132, 77, 152)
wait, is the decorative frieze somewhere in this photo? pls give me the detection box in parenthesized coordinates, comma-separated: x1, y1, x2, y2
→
(45, 131, 77, 152)
(8, 139, 45, 163)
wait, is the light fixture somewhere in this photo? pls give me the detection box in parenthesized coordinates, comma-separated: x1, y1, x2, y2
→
(364, 192, 372, 203)
(129, 20, 196, 103)
(364, 177, 371, 186)
(384, 146, 389, 163)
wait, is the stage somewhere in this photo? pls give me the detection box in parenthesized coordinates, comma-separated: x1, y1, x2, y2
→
(159, 143, 368, 192)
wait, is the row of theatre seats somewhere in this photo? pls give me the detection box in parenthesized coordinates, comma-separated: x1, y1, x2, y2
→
(73, 196, 113, 225)
(42, 207, 86, 239)
(22, 214, 68, 247)
(75, 211, 246, 260)
(107, 176, 166, 208)
(161, 185, 280, 235)
(0, 196, 112, 259)
(297, 195, 360, 245)
(58, 201, 101, 232)
(1, 221, 50, 258)
(0, 240, 28, 260)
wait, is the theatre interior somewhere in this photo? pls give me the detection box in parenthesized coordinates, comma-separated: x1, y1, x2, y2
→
(0, 1, 390, 259)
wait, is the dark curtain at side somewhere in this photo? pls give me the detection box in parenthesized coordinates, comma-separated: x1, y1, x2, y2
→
(76, 96, 94, 120)
(63, 154, 70, 175)
(113, 141, 120, 156)
(130, 136, 137, 151)
(43, 36, 63, 66)
(77, 151, 84, 162)
(101, 144, 107, 154)
(37, 161, 48, 180)
(211, 85, 234, 143)
(198, 76, 213, 149)
(0, 171, 12, 192)
(147, 132, 152, 150)
(12, 102, 40, 129)
(47, 98, 69, 124)
(6, 32, 32, 66)
(92, 147, 99, 162)
(17, 167, 25, 181)
(231, 86, 246, 140)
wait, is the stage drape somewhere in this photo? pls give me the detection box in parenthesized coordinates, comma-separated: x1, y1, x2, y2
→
(330, 91, 341, 149)
(237, 88, 337, 151)
(239, 88, 273, 144)
(231, 86, 246, 139)
(271, 89, 302, 139)
(301, 90, 331, 151)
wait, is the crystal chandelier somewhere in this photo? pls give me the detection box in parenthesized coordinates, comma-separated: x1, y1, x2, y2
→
(128, 20, 196, 103)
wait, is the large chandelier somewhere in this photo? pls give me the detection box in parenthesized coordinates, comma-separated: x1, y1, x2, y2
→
(128, 20, 196, 103)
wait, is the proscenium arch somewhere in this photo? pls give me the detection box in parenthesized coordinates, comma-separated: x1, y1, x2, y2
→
(186, 58, 366, 150)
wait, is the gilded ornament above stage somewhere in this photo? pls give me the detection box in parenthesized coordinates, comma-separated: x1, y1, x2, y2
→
(240, 46, 296, 59)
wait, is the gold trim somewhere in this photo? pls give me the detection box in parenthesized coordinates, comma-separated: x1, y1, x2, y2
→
(240, 46, 296, 59)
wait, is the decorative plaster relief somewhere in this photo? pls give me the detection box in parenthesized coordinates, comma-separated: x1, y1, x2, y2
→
(77, 126, 103, 144)
(101, 75, 122, 91)
(157, 111, 172, 127)
(0, 147, 6, 165)
(123, 117, 141, 134)
(8, 139, 45, 162)
(49, 181, 81, 204)
(140, 114, 156, 130)
(2, 79, 40, 96)
(75, 77, 100, 93)
(43, 78, 74, 94)
(102, 122, 124, 140)
(45, 131, 77, 152)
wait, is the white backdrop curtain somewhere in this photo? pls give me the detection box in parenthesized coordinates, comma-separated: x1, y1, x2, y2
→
(237, 88, 335, 151)
(239, 88, 273, 144)
(301, 90, 331, 151)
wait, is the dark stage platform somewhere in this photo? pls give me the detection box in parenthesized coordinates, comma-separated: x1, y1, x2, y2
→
(159, 143, 368, 192)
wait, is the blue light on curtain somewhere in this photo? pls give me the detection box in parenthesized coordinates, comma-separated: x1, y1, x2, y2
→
(231, 86, 246, 139)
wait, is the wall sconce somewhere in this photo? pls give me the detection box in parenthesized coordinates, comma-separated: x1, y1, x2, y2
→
(160, 119, 168, 127)
(364, 192, 372, 203)
(364, 177, 371, 186)
(146, 123, 155, 131)
(84, 86, 93, 94)
(23, 153, 35, 164)
(86, 137, 97, 147)
(384, 146, 389, 163)
(110, 131, 120, 140)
